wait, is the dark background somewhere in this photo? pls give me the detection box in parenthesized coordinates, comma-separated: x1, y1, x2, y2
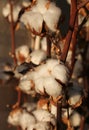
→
(0, 0, 70, 130)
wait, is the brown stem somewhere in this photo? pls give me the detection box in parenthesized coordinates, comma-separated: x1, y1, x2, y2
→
(70, 15, 78, 75)
(80, 116, 85, 130)
(57, 101, 63, 130)
(47, 36, 51, 58)
(77, 0, 89, 10)
(60, 0, 77, 63)
(9, 0, 17, 66)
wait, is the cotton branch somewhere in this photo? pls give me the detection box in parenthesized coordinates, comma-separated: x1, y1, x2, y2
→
(60, 0, 77, 63)
(9, 0, 17, 66)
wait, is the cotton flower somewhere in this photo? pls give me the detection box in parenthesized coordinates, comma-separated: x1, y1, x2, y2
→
(7, 108, 22, 126)
(30, 50, 47, 65)
(15, 45, 30, 65)
(51, 63, 69, 84)
(28, 122, 51, 130)
(69, 111, 81, 127)
(32, 109, 56, 126)
(19, 111, 36, 130)
(20, 0, 61, 33)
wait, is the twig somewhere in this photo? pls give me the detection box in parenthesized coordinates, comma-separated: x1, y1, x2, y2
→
(9, 0, 17, 66)
(60, 0, 77, 63)
(57, 101, 63, 130)
(47, 36, 51, 58)
(70, 15, 78, 75)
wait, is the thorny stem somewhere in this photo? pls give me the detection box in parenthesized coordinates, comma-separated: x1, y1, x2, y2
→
(9, 0, 17, 66)
(60, 0, 77, 63)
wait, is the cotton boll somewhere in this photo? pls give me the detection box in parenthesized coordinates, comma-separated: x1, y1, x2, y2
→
(19, 78, 35, 94)
(15, 45, 30, 65)
(44, 76, 62, 98)
(19, 111, 36, 130)
(43, 2, 61, 32)
(35, 77, 45, 94)
(68, 94, 82, 107)
(2, 3, 10, 17)
(46, 59, 59, 72)
(35, 64, 50, 77)
(52, 63, 69, 84)
(28, 122, 51, 130)
(33, 109, 56, 126)
(70, 112, 81, 127)
(20, 11, 43, 34)
(68, 81, 83, 107)
(22, 102, 36, 112)
(7, 108, 22, 126)
(28, 12, 43, 34)
(30, 50, 47, 65)
(35, 0, 48, 14)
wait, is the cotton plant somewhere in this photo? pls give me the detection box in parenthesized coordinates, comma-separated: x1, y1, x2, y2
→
(2, 0, 89, 130)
